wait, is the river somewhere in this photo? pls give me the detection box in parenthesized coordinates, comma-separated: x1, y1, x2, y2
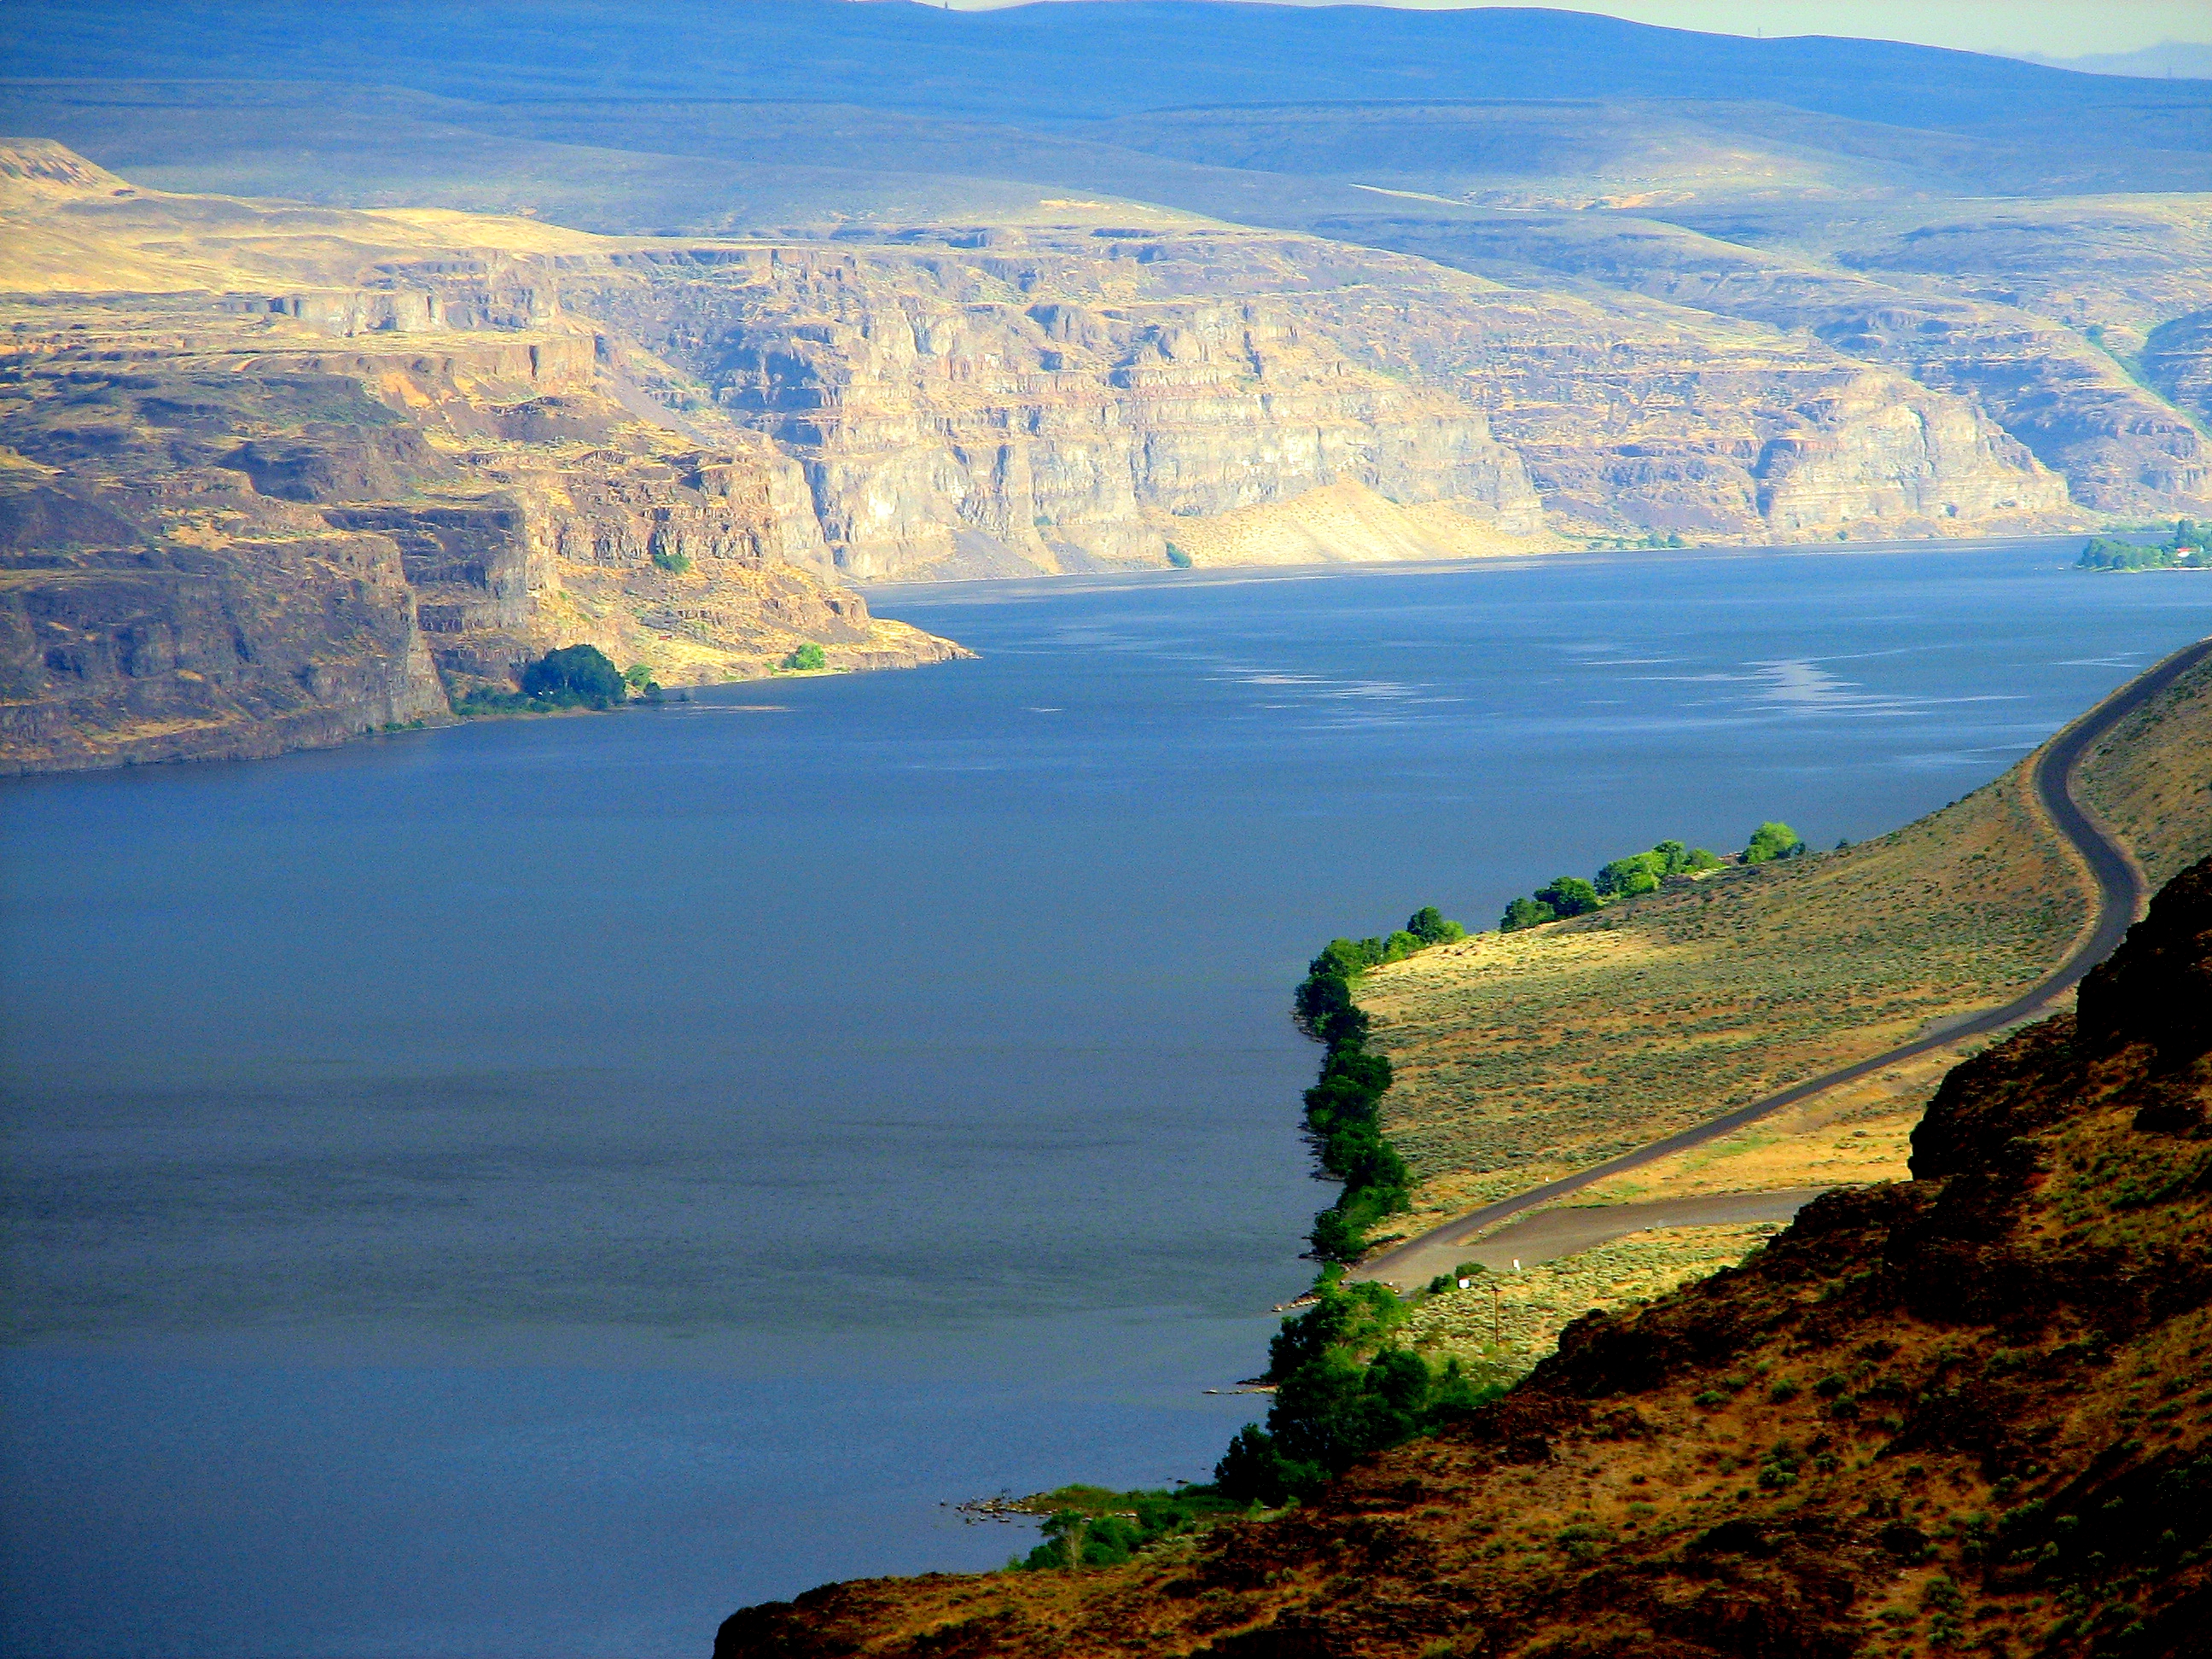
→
(5, 541, 2209, 1657)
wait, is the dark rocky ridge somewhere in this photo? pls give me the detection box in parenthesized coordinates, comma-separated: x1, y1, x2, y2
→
(718, 856, 2212, 1658)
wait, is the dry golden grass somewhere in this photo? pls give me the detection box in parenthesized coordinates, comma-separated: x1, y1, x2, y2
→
(2080, 645, 2212, 888)
(1569, 1039, 1965, 1205)
(0, 137, 625, 295)
(1361, 754, 2089, 1231)
(1402, 1222, 1780, 1380)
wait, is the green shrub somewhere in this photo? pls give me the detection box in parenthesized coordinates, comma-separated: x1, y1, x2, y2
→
(518, 643, 626, 709)
(1499, 895, 1557, 932)
(1164, 542, 1192, 568)
(1218, 1348, 1501, 1505)
(649, 546, 693, 573)
(781, 643, 827, 672)
(1535, 876, 1603, 917)
(1743, 821, 1807, 864)
(622, 663, 654, 690)
(1406, 906, 1466, 945)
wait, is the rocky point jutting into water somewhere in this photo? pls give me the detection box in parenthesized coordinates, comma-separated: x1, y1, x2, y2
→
(0, 143, 962, 772)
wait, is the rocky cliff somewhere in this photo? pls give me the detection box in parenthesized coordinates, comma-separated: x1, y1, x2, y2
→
(577, 235, 1547, 579)
(577, 226, 2078, 571)
(0, 151, 963, 773)
(715, 852, 2212, 1657)
(0, 142, 2157, 766)
(1313, 207, 2209, 517)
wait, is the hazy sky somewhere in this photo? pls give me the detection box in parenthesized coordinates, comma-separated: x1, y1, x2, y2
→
(940, 1, 2212, 59)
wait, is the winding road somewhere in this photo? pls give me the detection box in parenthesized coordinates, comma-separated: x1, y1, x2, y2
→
(1354, 635, 2212, 1292)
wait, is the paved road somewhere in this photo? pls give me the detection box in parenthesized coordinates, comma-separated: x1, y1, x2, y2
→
(1354, 635, 2212, 1292)
(1443, 1187, 1831, 1273)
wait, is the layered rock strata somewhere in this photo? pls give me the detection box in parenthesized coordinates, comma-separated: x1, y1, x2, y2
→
(1313, 209, 2206, 516)
(579, 236, 1548, 579)
(0, 300, 961, 773)
(576, 227, 2079, 565)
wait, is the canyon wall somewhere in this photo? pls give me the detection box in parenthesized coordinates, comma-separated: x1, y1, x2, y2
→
(0, 143, 2154, 767)
(579, 237, 1547, 579)
(0, 282, 958, 774)
(570, 227, 2079, 574)
(1310, 209, 2209, 517)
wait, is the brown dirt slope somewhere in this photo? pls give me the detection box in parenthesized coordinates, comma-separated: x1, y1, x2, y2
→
(718, 853, 2212, 1659)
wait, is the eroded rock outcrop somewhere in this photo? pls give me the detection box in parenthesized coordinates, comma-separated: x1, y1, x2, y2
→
(579, 236, 1547, 579)
(1314, 208, 2205, 517)
(0, 294, 960, 773)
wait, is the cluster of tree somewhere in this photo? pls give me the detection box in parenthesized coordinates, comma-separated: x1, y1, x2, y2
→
(779, 643, 827, 672)
(1015, 1485, 1244, 1570)
(1499, 825, 1805, 931)
(2078, 520, 2205, 572)
(1289, 907, 1464, 1262)
(1212, 1279, 1504, 1505)
(1583, 530, 1689, 550)
(453, 644, 634, 715)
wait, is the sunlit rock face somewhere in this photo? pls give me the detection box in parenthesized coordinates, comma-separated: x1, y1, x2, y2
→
(581, 236, 1546, 579)
(580, 227, 2077, 577)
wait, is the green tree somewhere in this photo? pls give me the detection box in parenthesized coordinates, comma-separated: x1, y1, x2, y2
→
(1381, 928, 1423, 962)
(1534, 876, 1603, 917)
(1405, 906, 1466, 945)
(1214, 1424, 1323, 1506)
(1743, 821, 1807, 864)
(1596, 851, 1666, 897)
(1499, 895, 1557, 932)
(622, 663, 653, 690)
(1164, 542, 1193, 568)
(520, 643, 626, 708)
(781, 643, 827, 672)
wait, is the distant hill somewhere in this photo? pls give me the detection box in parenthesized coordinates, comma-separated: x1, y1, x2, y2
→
(2017, 41, 2212, 81)
(5, 0, 2207, 139)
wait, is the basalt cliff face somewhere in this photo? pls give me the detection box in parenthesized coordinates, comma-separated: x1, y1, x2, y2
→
(1320, 208, 2210, 517)
(579, 236, 1546, 579)
(718, 854, 2212, 1659)
(578, 227, 2076, 575)
(0, 147, 963, 773)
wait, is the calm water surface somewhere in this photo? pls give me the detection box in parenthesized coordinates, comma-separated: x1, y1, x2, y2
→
(6, 544, 2210, 1657)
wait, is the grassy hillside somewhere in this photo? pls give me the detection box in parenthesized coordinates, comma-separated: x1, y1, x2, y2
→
(718, 853, 2212, 1659)
(1358, 646, 2212, 1231)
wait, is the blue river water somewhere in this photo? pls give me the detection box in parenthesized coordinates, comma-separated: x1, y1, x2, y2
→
(5, 542, 2210, 1657)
